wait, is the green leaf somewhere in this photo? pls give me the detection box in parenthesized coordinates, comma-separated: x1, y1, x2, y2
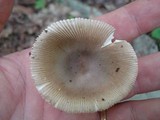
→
(67, 14, 75, 19)
(151, 28, 160, 40)
(151, 28, 160, 51)
(35, 0, 45, 10)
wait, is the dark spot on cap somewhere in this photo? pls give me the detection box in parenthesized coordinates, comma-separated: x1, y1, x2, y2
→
(102, 98, 105, 101)
(29, 52, 31, 56)
(99, 64, 101, 66)
(121, 45, 123, 48)
(44, 29, 48, 33)
(112, 39, 115, 43)
(69, 80, 72, 82)
(116, 68, 120, 72)
(31, 56, 35, 59)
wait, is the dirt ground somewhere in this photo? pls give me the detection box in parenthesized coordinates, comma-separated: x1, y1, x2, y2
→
(0, 0, 158, 56)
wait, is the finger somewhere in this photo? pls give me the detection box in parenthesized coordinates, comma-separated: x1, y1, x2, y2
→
(97, 0, 160, 41)
(0, 0, 14, 32)
(128, 52, 160, 98)
(107, 98, 160, 120)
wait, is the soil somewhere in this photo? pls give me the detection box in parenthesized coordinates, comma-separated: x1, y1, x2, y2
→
(0, 0, 152, 56)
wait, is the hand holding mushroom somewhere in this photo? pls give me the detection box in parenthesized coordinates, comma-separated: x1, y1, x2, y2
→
(0, 0, 160, 120)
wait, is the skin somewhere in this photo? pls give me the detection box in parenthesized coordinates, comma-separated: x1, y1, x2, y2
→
(0, 0, 160, 119)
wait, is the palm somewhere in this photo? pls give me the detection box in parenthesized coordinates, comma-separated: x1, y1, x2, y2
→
(0, 0, 160, 120)
(0, 50, 99, 120)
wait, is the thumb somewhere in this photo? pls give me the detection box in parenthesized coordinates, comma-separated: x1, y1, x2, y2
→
(0, 0, 14, 32)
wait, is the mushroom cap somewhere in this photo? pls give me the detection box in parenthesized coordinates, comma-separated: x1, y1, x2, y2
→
(31, 18, 138, 113)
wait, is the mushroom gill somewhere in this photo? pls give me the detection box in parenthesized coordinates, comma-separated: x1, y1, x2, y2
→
(31, 18, 138, 113)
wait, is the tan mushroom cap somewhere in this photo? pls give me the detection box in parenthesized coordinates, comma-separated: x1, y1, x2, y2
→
(31, 18, 138, 113)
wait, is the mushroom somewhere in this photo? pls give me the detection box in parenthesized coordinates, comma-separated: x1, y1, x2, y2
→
(31, 18, 138, 113)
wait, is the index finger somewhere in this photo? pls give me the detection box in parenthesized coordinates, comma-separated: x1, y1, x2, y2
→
(0, 0, 14, 32)
(97, 0, 160, 41)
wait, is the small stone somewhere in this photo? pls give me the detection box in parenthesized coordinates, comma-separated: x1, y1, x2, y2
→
(69, 11, 81, 17)
(132, 34, 158, 57)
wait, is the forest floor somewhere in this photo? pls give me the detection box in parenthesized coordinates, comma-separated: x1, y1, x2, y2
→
(0, 0, 159, 56)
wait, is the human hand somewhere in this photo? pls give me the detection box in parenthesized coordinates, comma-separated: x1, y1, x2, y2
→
(0, 0, 160, 120)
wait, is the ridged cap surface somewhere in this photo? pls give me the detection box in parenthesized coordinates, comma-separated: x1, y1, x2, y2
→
(31, 18, 138, 113)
